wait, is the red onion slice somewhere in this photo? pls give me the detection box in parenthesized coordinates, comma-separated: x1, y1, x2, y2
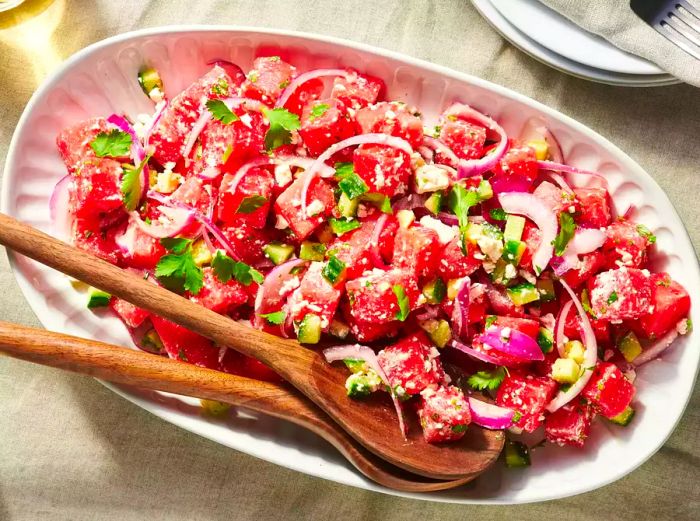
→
(323, 344, 407, 438)
(478, 325, 544, 361)
(536, 160, 605, 181)
(300, 133, 412, 214)
(443, 103, 508, 179)
(546, 280, 598, 413)
(555, 300, 574, 357)
(254, 258, 307, 321)
(468, 397, 516, 430)
(556, 228, 607, 275)
(519, 117, 564, 163)
(544, 171, 574, 194)
(224, 156, 332, 194)
(49, 174, 74, 240)
(450, 339, 504, 365)
(275, 68, 351, 109)
(144, 100, 169, 148)
(370, 213, 390, 269)
(182, 110, 211, 160)
(499, 192, 558, 274)
(633, 328, 680, 366)
(422, 136, 459, 166)
(130, 205, 195, 239)
(451, 277, 471, 342)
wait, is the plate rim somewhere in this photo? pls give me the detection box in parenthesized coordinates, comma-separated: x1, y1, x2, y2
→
(2, 24, 698, 504)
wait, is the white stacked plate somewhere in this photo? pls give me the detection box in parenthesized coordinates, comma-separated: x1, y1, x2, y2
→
(472, 0, 680, 86)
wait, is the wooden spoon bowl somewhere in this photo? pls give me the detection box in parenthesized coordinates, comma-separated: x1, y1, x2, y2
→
(0, 212, 504, 480)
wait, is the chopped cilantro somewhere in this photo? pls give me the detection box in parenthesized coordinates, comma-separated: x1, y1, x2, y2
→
(211, 250, 264, 286)
(210, 78, 229, 97)
(206, 99, 239, 124)
(448, 183, 480, 230)
(489, 208, 507, 221)
(552, 212, 577, 256)
(160, 237, 192, 254)
(338, 173, 369, 200)
(259, 311, 286, 325)
(392, 284, 409, 321)
(322, 255, 346, 285)
(308, 103, 330, 122)
(451, 424, 468, 434)
(120, 155, 150, 211)
(636, 224, 656, 244)
(263, 107, 300, 151)
(90, 129, 132, 158)
(236, 195, 268, 214)
(155, 240, 204, 295)
(581, 289, 596, 317)
(467, 367, 506, 391)
(329, 217, 362, 236)
(484, 315, 497, 329)
(334, 162, 355, 179)
(607, 291, 618, 304)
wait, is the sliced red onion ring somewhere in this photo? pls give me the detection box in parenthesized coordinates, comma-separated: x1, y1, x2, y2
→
(417, 145, 434, 163)
(223, 156, 332, 193)
(437, 212, 459, 226)
(478, 325, 544, 361)
(422, 136, 459, 166)
(468, 397, 516, 430)
(323, 344, 407, 438)
(130, 205, 195, 239)
(451, 277, 471, 342)
(49, 174, 74, 240)
(451, 339, 503, 365)
(144, 99, 169, 148)
(370, 213, 390, 269)
(182, 110, 211, 160)
(499, 192, 558, 274)
(107, 114, 149, 200)
(300, 133, 412, 214)
(393, 193, 429, 211)
(276, 68, 351, 109)
(547, 280, 598, 413)
(633, 328, 680, 366)
(206, 59, 246, 86)
(443, 103, 508, 179)
(114, 219, 138, 256)
(519, 117, 564, 163)
(556, 228, 607, 275)
(555, 300, 574, 357)
(536, 160, 605, 181)
(254, 259, 307, 329)
(544, 171, 574, 194)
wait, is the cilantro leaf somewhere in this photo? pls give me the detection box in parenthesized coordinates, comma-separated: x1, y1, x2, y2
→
(322, 255, 346, 285)
(448, 183, 480, 230)
(308, 103, 330, 122)
(489, 208, 507, 221)
(636, 224, 656, 244)
(90, 129, 132, 158)
(206, 99, 239, 124)
(259, 311, 286, 325)
(211, 250, 263, 286)
(379, 195, 393, 214)
(155, 246, 203, 295)
(393, 284, 409, 321)
(120, 155, 150, 211)
(263, 108, 300, 151)
(607, 291, 618, 304)
(338, 173, 369, 200)
(552, 212, 577, 256)
(334, 162, 355, 179)
(236, 195, 268, 214)
(329, 217, 362, 236)
(160, 237, 192, 254)
(467, 367, 506, 391)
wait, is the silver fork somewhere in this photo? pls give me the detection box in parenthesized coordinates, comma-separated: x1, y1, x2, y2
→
(631, 0, 700, 60)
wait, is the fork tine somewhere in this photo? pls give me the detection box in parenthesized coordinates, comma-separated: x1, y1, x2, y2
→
(677, 0, 700, 21)
(666, 12, 700, 47)
(660, 20, 700, 60)
(675, 2, 700, 32)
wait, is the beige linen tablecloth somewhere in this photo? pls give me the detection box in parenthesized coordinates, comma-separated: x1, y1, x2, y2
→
(0, 1, 698, 519)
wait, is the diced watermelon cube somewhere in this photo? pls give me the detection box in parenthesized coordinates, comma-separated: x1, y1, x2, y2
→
(377, 332, 445, 396)
(286, 262, 342, 331)
(110, 297, 150, 329)
(496, 371, 558, 432)
(273, 174, 335, 240)
(484, 282, 525, 317)
(418, 385, 471, 443)
(71, 158, 125, 221)
(352, 144, 411, 197)
(345, 268, 420, 326)
(72, 221, 123, 265)
(56, 117, 125, 173)
(436, 235, 481, 280)
(490, 144, 538, 194)
(438, 119, 486, 160)
(222, 222, 280, 266)
(343, 305, 399, 342)
(574, 187, 611, 227)
(564, 311, 611, 344)
(581, 362, 635, 418)
(602, 220, 651, 269)
(198, 111, 267, 176)
(392, 225, 440, 279)
(117, 220, 167, 271)
(533, 181, 571, 214)
(589, 267, 653, 321)
(329, 215, 397, 280)
(561, 251, 606, 289)
(190, 267, 249, 314)
(299, 98, 356, 157)
(150, 66, 233, 165)
(331, 69, 384, 110)
(151, 315, 220, 369)
(631, 272, 691, 339)
(544, 401, 595, 447)
(241, 56, 297, 104)
(355, 101, 423, 148)
(217, 166, 274, 228)
(282, 78, 324, 116)
(490, 315, 540, 339)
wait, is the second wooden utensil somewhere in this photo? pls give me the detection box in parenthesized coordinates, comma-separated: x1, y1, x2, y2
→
(0, 211, 504, 480)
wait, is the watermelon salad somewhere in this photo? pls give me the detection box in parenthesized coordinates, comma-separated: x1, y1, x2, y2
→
(51, 56, 692, 464)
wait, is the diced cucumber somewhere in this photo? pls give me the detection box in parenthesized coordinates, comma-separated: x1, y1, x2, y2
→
(490, 259, 511, 286)
(481, 222, 504, 240)
(322, 255, 346, 285)
(87, 288, 111, 309)
(422, 277, 446, 305)
(564, 340, 585, 364)
(502, 239, 526, 265)
(424, 319, 452, 348)
(345, 370, 383, 399)
(191, 239, 213, 266)
(476, 179, 493, 201)
(200, 399, 232, 417)
(617, 331, 642, 363)
(263, 242, 295, 265)
(343, 358, 367, 374)
(551, 358, 581, 384)
(537, 327, 554, 353)
(608, 406, 635, 426)
(507, 282, 540, 306)
(505, 440, 531, 468)
(299, 241, 326, 262)
(536, 278, 556, 302)
(463, 223, 483, 245)
(141, 329, 164, 352)
(137, 67, 164, 97)
(396, 209, 415, 229)
(424, 192, 444, 215)
(337, 192, 359, 217)
(525, 139, 549, 161)
(504, 214, 526, 242)
(297, 314, 322, 344)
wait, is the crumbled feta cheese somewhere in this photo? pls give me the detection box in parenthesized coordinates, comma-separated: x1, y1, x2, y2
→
(274, 163, 293, 187)
(504, 263, 517, 280)
(279, 276, 300, 295)
(414, 164, 451, 193)
(373, 164, 385, 188)
(239, 113, 253, 128)
(519, 269, 536, 284)
(149, 87, 164, 103)
(477, 236, 503, 262)
(306, 199, 325, 217)
(419, 216, 457, 244)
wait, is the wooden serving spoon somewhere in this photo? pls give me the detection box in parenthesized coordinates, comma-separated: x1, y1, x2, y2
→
(0, 320, 495, 492)
(0, 212, 504, 480)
